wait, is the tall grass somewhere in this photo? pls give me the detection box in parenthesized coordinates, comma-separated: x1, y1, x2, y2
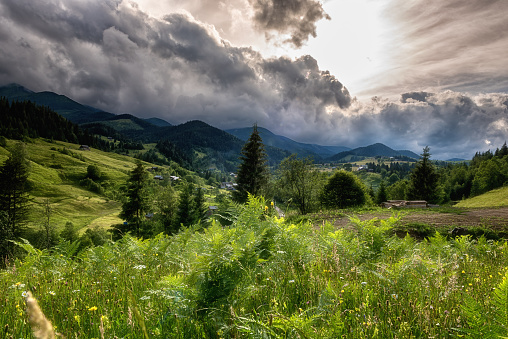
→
(2, 196, 508, 338)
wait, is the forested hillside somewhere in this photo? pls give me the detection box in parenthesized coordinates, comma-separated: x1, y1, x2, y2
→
(0, 97, 113, 151)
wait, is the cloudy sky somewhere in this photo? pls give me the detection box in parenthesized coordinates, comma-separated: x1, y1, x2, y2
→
(0, 0, 507, 159)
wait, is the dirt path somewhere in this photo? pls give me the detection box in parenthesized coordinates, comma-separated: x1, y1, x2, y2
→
(322, 207, 508, 232)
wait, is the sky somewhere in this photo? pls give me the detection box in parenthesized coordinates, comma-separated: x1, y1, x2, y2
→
(0, 0, 507, 159)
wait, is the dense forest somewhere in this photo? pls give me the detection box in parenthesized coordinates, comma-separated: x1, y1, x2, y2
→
(0, 97, 112, 151)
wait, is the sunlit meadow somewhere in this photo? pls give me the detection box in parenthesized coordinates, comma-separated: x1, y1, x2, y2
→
(2, 196, 508, 338)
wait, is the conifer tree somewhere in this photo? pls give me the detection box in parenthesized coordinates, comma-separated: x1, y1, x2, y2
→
(193, 186, 207, 223)
(407, 146, 439, 203)
(120, 161, 148, 236)
(233, 125, 269, 203)
(375, 180, 388, 205)
(0, 142, 31, 259)
(174, 183, 194, 229)
(0, 143, 31, 236)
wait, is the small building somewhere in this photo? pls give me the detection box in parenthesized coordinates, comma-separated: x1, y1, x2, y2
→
(79, 145, 91, 151)
(170, 176, 180, 181)
(154, 175, 163, 180)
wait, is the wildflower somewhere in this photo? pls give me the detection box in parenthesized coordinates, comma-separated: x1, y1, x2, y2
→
(88, 306, 98, 311)
(341, 290, 344, 293)
(133, 265, 146, 270)
(264, 206, 268, 212)
(271, 201, 274, 207)
(288, 280, 295, 283)
(22, 291, 28, 298)
(361, 282, 367, 286)
(391, 294, 398, 300)
(48, 291, 56, 296)
(462, 270, 465, 274)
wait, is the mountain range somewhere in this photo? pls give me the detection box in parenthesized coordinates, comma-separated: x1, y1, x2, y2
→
(0, 83, 421, 166)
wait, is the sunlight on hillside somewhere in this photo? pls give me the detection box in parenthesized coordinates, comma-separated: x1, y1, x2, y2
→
(456, 186, 508, 208)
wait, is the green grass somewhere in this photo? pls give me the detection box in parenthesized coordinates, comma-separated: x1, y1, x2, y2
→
(2, 197, 508, 338)
(0, 138, 156, 231)
(456, 186, 508, 208)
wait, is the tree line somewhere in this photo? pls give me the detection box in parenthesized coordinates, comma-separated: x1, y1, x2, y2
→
(0, 97, 113, 151)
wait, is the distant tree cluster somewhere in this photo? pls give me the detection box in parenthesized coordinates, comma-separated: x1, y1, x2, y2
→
(0, 97, 112, 151)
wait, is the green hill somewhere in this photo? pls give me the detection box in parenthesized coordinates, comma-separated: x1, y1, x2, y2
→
(0, 138, 162, 232)
(455, 186, 508, 208)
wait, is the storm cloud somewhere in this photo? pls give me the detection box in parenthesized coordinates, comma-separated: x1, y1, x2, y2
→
(249, 0, 330, 47)
(0, 0, 507, 160)
(0, 0, 349, 134)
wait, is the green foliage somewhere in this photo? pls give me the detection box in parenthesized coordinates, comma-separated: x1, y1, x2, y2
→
(60, 221, 79, 243)
(0, 142, 31, 257)
(3, 199, 508, 338)
(86, 164, 101, 181)
(375, 180, 388, 204)
(119, 161, 149, 236)
(407, 146, 440, 203)
(320, 170, 369, 209)
(233, 125, 269, 203)
(277, 154, 324, 214)
(471, 157, 507, 196)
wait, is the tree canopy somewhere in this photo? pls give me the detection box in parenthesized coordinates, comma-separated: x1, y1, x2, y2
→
(320, 170, 368, 209)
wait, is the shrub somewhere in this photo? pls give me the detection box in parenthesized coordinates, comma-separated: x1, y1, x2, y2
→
(320, 170, 369, 209)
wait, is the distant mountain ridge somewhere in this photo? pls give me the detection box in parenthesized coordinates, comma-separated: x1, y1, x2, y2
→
(0, 83, 423, 164)
(0, 83, 171, 127)
(226, 127, 350, 159)
(326, 143, 420, 162)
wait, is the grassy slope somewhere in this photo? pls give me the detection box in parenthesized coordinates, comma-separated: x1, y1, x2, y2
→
(0, 139, 152, 232)
(455, 186, 508, 208)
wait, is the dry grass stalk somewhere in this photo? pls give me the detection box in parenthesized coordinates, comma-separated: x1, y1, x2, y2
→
(25, 291, 55, 339)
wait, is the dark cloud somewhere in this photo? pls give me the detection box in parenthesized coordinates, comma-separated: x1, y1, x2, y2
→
(0, 0, 506, 160)
(249, 0, 330, 47)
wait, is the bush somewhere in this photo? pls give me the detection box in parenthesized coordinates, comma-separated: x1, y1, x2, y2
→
(320, 170, 369, 209)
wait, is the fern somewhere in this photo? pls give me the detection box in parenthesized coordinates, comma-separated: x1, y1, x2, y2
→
(458, 271, 508, 338)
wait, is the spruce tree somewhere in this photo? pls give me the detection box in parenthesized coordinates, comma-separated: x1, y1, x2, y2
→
(120, 161, 148, 236)
(375, 180, 388, 205)
(193, 186, 207, 223)
(0, 142, 31, 259)
(233, 125, 269, 203)
(407, 146, 439, 203)
(174, 183, 194, 229)
(0, 143, 31, 236)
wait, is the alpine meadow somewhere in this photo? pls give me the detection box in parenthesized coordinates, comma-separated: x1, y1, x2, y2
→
(1, 0, 508, 338)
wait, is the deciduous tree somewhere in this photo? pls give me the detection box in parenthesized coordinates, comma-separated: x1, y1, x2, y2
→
(320, 170, 368, 209)
(277, 154, 322, 214)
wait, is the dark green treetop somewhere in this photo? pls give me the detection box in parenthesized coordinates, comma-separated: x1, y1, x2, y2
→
(233, 125, 269, 203)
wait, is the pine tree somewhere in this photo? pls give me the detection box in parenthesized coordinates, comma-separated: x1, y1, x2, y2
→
(0, 142, 31, 258)
(120, 161, 148, 236)
(233, 125, 269, 203)
(193, 186, 207, 223)
(375, 180, 388, 205)
(174, 183, 194, 229)
(407, 146, 439, 203)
